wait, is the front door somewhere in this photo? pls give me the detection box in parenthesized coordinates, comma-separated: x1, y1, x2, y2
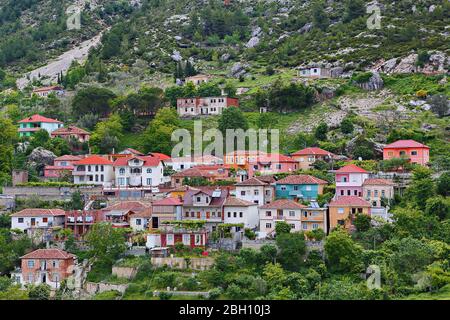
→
(152, 217, 159, 229)
(31, 218, 36, 226)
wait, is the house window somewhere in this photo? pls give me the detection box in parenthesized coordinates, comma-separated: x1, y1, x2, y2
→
(52, 260, 59, 268)
(312, 223, 319, 229)
(302, 222, 308, 230)
(195, 234, 202, 246)
(354, 190, 358, 196)
(233, 212, 237, 218)
(306, 185, 312, 191)
(342, 177, 347, 182)
(119, 168, 125, 175)
(266, 211, 272, 217)
(146, 178, 152, 185)
(254, 200, 259, 204)
(147, 168, 152, 173)
(289, 211, 295, 217)
(27, 260, 35, 268)
(183, 234, 190, 246)
(293, 186, 299, 191)
(101, 175, 104, 182)
(388, 151, 393, 156)
(374, 190, 379, 197)
(196, 197, 201, 202)
(228, 212, 231, 218)
(341, 190, 344, 196)
(28, 274, 34, 283)
(118, 178, 125, 186)
(166, 234, 174, 246)
(185, 212, 189, 217)
(254, 190, 259, 195)
(411, 151, 417, 156)
(276, 164, 282, 170)
(52, 273, 60, 282)
(239, 212, 243, 218)
(281, 186, 287, 191)
(241, 191, 246, 196)
(381, 190, 385, 197)
(290, 224, 295, 229)
(18, 218, 24, 223)
(136, 219, 142, 226)
(265, 223, 272, 229)
(101, 165, 104, 172)
(367, 190, 371, 197)
(338, 208, 344, 214)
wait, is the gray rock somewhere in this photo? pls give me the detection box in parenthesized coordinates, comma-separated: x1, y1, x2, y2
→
(174, 36, 182, 41)
(356, 72, 384, 91)
(246, 36, 260, 48)
(170, 50, 182, 62)
(220, 53, 231, 62)
(229, 62, 249, 78)
(27, 147, 57, 172)
(330, 67, 344, 78)
(299, 23, 313, 34)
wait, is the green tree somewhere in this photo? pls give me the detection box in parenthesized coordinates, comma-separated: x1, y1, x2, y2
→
(276, 232, 307, 271)
(353, 214, 372, 232)
(217, 107, 248, 136)
(425, 196, 450, 221)
(89, 114, 124, 154)
(314, 122, 328, 141)
(72, 87, 116, 118)
(28, 284, 51, 300)
(312, 1, 329, 31)
(275, 221, 291, 235)
(340, 117, 354, 134)
(85, 223, 127, 267)
(405, 167, 436, 210)
(343, 0, 366, 23)
(436, 172, 450, 197)
(324, 228, 363, 273)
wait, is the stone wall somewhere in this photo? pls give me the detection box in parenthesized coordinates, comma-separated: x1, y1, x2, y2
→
(151, 257, 214, 270)
(112, 266, 137, 280)
(85, 282, 128, 295)
(3, 186, 103, 200)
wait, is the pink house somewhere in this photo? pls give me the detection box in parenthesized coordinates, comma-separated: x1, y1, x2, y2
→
(335, 164, 370, 198)
(247, 154, 298, 177)
(44, 155, 83, 178)
(383, 140, 430, 166)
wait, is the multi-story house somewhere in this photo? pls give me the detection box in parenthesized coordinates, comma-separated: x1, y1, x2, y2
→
(72, 155, 114, 186)
(235, 176, 276, 205)
(291, 147, 336, 170)
(65, 210, 103, 239)
(44, 155, 82, 179)
(18, 249, 75, 289)
(18, 114, 64, 137)
(182, 187, 229, 231)
(334, 164, 370, 198)
(11, 209, 66, 241)
(275, 175, 328, 201)
(50, 125, 90, 143)
(147, 222, 208, 249)
(258, 199, 307, 237)
(150, 197, 183, 229)
(177, 96, 239, 117)
(113, 155, 164, 187)
(328, 196, 371, 231)
(383, 140, 430, 166)
(185, 74, 210, 86)
(223, 197, 259, 229)
(247, 153, 298, 177)
(300, 201, 328, 234)
(362, 178, 395, 207)
(129, 208, 152, 232)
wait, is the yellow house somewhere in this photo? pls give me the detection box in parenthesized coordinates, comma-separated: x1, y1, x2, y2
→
(328, 196, 371, 232)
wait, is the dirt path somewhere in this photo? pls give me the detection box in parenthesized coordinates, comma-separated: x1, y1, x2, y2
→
(17, 31, 104, 89)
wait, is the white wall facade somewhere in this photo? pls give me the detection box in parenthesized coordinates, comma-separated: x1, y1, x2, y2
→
(73, 164, 114, 186)
(11, 215, 65, 232)
(224, 205, 259, 229)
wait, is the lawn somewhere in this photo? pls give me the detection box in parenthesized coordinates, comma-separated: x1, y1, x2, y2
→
(405, 284, 450, 300)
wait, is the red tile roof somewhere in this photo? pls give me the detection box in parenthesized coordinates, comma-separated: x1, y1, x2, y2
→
(329, 196, 371, 207)
(11, 209, 66, 217)
(74, 155, 113, 165)
(54, 155, 83, 161)
(335, 164, 368, 173)
(363, 178, 395, 186)
(384, 140, 430, 149)
(113, 156, 161, 167)
(130, 208, 152, 218)
(18, 114, 63, 124)
(153, 197, 183, 206)
(236, 177, 269, 186)
(292, 147, 334, 156)
(149, 152, 171, 161)
(104, 201, 151, 212)
(259, 199, 307, 210)
(276, 174, 328, 185)
(21, 249, 75, 260)
(122, 148, 145, 155)
(224, 197, 256, 207)
(51, 125, 90, 136)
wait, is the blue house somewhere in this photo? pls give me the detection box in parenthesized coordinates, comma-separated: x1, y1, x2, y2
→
(275, 175, 328, 200)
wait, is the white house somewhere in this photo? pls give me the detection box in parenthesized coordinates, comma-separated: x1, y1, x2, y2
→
(223, 197, 259, 229)
(176, 96, 239, 117)
(129, 208, 152, 232)
(72, 155, 115, 186)
(113, 155, 164, 187)
(297, 65, 331, 78)
(258, 199, 307, 237)
(11, 209, 66, 239)
(235, 176, 276, 206)
(18, 114, 64, 138)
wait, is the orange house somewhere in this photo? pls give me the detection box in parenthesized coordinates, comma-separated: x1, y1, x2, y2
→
(383, 140, 430, 166)
(328, 196, 371, 232)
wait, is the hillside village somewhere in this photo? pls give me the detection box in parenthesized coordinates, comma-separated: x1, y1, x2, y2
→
(0, 0, 449, 301)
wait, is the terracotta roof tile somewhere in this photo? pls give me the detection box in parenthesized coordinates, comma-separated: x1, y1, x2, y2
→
(384, 140, 429, 149)
(363, 178, 395, 186)
(224, 197, 257, 207)
(74, 155, 113, 165)
(11, 209, 66, 217)
(335, 164, 368, 173)
(51, 126, 90, 136)
(113, 155, 161, 167)
(18, 114, 63, 124)
(276, 174, 328, 185)
(21, 249, 75, 260)
(329, 196, 371, 207)
(292, 147, 335, 156)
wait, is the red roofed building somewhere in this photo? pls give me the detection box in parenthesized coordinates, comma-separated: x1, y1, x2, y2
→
(259, 199, 307, 235)
(328, 196, 371, 231)
(177, 96, 239, 117)
(151, 197, 183, 229)
(19, 249, 75, 289)
(223, 197, 259, 229)
(247, 153, 299, 177)
(18, 114, 64, 137)
(383, 140, 430, 166)
(275, 174, 328, 201)
(44, 155, 82, 178)
(113, 156, 164, 188)
(50, 125, 90, 143)
(171, 165, 231, 188)
(73, 155, 114, 186)
(32, 86, 64, 98)
(335, 164, 370, 198)
(292, 147, 336, 170)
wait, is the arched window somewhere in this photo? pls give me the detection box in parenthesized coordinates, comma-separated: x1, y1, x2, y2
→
(119, 168, 125, 175)
(147, 168, 152, 174)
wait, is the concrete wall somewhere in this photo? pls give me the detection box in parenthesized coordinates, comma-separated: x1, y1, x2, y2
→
(3, 186, 103, 200)
(85, 281, 128, 295)
(151, 257, 214, 270)
(112, 266, 137, 280)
